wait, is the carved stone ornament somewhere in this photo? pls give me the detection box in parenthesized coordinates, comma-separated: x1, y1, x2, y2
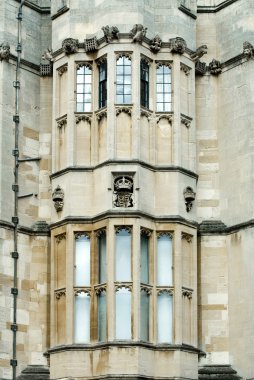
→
(56, 115, 67, 128)
(181, 114, 192, 128)
(157, 231, 173, 239)
(180, 62, 191, 76)
(84, 37, 98, 53)
(182, 287, 193, 299)
(140, 109, 152, 118)
(243, 41, 254, 59)
(41, 47, 54, 62)
(62, 38, 79, 55)
(181, 232, 192, 243)
(74, 232, 90, 240)
(0, 41, 10, 62)
(57, 64, 68, 76)
(95, 285, 107, 295)
(115, 226, 132, 234)
(116, 106, 132, 116)
(150, 35, 162, 53)
(169, 37, 187, 54)
(56, 233, 66, 244)
(208, 58, 222, 75)
(156, 61, 172, 69)
(191, 45, 208, 62)
(141, 227, 152, 237)
(74, 288, 91, 296)
(183, 186, 196, 212)
(76, 62, 92, 70)
(113, 176, 134, 208)
(55, 288, 66, 300)
(75, 114, 92, 124)
(141, 285, 152, 295)
(157, 288, 174, 296)
(102, 25, 119, 43)
(96, 228, 106, 238)
(130, 24, 147, 44)
(96, 110, 107, 121)
(115, 283, 132, 291)
(156, 114, 173, 124)
(52, 185, 64, 212)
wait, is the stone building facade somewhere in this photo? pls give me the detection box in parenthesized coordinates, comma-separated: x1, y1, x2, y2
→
(0, 0, 254, 379)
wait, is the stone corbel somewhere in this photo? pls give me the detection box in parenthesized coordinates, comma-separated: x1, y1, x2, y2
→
(181, 232, 193, 243)
(182, 287, 193, 299)
(190, 45, 208, 62)
(102, 25, 119, 43)
(181, 114, 192, 128)
(180, 62, 191, 76)
(156, 231, 173, 239)
(95, 285, 107, 295)
(75, 114, 92, 124)
(56, 115, 67, 128)
(96, 110, 107, 121)
(55, 288, 66, 300)
(62, 38, 79, 55)
(74, 288, 91, 296)
(183, 186, 196, 212)
(0, 41, 10, 62)
(55, 233, 66, 244)
(141, 285, 152, 295)
(208, 58, 222, 75)
(156, 114, 173, 124)
(57, 64, 68, 76)
(129, 24, 147, 44)
(157, 287, 174, 296)
(169, 37, 187, 54)
(141, 227, 152, 237)
(116, 106, 132, 116)
(150, 35, 162, 53)
(140, 109, 152, 119)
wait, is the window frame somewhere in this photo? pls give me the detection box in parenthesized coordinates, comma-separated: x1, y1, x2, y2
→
(156, 63, 172, 112)
(115, 54, 132, 104)
(98, 59, 107, 108)
(76, 63, 93, 112)
(140, 58, 149, 109)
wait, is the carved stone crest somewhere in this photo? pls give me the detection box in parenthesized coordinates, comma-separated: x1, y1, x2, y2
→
(243, 41, 254, 59)
(62, 38, 79, 55)
(113, 176, 134, 208)
(208, 58, 222, 75)
(130, 24, 147, 44)
(102, 25, 119, 42)
(84, 37, 98, 52)
(0, 41, 10, 62)
(169, 37, 187, 54)
(191, 45, 208, 62)
(52, 185, 64, 212)
(150, 35, 162, 53)
(183, 186, 196, 212)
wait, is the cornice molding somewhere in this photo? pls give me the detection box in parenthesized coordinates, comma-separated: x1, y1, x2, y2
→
(50, 161, 198, 180)
(51, 6, 69, 20)
(14, 0, 50, 14)
(178, 5, 197, 19)
(197, 0, 239, 13)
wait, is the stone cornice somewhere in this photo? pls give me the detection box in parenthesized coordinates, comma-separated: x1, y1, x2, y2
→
(50, 161, 198, 180)
(197, 0, 239, 13)
(14, 0, 50, 14)
(178, 5, 197, 19)
(0, 220, 50, 236)
(46, 341, 204, 356)
(51, 6, 69, 20)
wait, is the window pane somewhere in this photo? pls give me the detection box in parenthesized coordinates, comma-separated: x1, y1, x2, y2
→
(157, 94, 164, 103)
(85, 84, 92, 93)
(141, 234, 149, 284)
(164, 83, 172, 93)
(157, 74, 164, 83)
(77, 103, 84, 112)
(116, 65, 124, 75)
(123, 95, 131, 104)
(75, 236, 90, 286)
(140, 290, 149, 341)
(124, 76, 132, 85)
(164, 74, 171, 83)
(77, 94, 84, 103)
(157, 84, 163, 93)
(164, 103, 172, 112)
(115, 229, 131, 281)
(164, 94, 172, 102)
(156, 103, 163, 112)
(117, 56, 124, 65)
(124, 65, 131, 75)
(157, 235, 173, 286)
(77, 84, 84, 93)
(124, 84, 132, 95)
(116, 85, 124, 94)
(85, 74, 92, 84)
(157, 293, 173, 343)
(115, 288, 131, 339)
(98, 233, 106, 283)
(98, 291, 106, 341)
(74, 293, 90, 343)
(116, 94, 123, 103)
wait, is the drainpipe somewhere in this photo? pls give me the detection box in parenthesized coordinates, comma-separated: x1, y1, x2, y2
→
(10, 1, 25, 379)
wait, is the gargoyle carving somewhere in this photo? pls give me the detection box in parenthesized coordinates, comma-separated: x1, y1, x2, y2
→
(42, 47, 54, 62)
(130, 24, 147, 44)
(62, 38, 79, 55)
(0, 41, 10, 62)
(191, 45, 208, 62)
(208, 58, 222, 75)
(243, 41, 254, 59)
(102, 25, 119, 42)
(150, 35, 162, 53)
(169, 37, 187, 54)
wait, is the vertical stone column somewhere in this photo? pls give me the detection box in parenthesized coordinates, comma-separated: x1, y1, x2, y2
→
(132, 46, 140, 159)
(107, 219, 115, 340)
(132, 220, 140, 340)
(107, 50, 115, 159)
(174, 225, 183, 344)
(66, 58, 75, 167)
(172, 56, 181, 166)
(66, 224, 74, 344)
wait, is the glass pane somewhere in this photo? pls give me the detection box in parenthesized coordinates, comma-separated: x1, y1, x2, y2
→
(157, 94, 164, 103)
(164, 73, 171, 83)
(141, 234, 149, 283)
(116, 65, 124, 75)
(85, 74, 92, 84)
(124, 76, 132, 85)
(85, 84, 92, 94)
(140, 290, 149, 341)
(115, 229, 131, 281)
(75, 236, 90, 286)
(117, 56, 124, 65)
(156, 103, 163, 112)
(157, 293, 173, 343)
(84, 93, 91, 102)
(84, 103, 92, 112)
(124, 84, 132, 95)
(157, 235, 173, 286)
(74, 293, 90, 343)
(77, 84, 84, 94)
(164, 103, 172, 112)
(98, 291, 106, 341)
(164, 66, 171, 75)
(157, 74, 164, 83)
(157, 84, 163, 93)
(124, 65, 131, 75)
(76, 103, 84, 112)
(116, 94, 123, 103)
(77, 66, 85, 74)
(98, 234, 106, 283)
(77, 94, 84, 103)
(164, 94, 172, 102)
(116, 76, 124, 85)
(77, 75, 85, 84)
(164, 83, 172, 93)
(123, 95, 131, 104)
(157, 65, 164, 74)
(115, 288, 131, 339)
(123, 57, 131, 66)
(116, 85, 124, 94)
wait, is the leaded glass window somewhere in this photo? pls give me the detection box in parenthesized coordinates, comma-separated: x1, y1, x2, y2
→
(99, 61, 107, 108)
(156, 65, 172, 112)
(140, 60, 149, 108)
(76, 65, 92, 112)
(116, 56, 132, 104)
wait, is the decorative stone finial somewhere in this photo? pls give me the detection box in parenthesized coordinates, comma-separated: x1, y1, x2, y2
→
(102, 25, 119, 43)
(130, 24, 147, 44)
(42, 47, 54, 62)
(208, 58, 222, 75)
(150, 35, 162, 53)
(52, 185, 64, 212)
(243, 41, 254, 59)
(191, 45, 208, 62)
(183, 187, 196, 212)
(169, 37, 187, 54)
(0, 41, 10, 62)
(62, 38, 79, 55)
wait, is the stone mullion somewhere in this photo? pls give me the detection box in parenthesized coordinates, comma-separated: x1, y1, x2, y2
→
(191, 232, 197, 346)
(52, 65, 58, 173)
(132, 47, 140, 159)
(66, 58, 75, 167)
(66, 225, 74, 344)
(172, 56, 181, 166)
(174, 226, 183, 344)
(51, 234, 57, 346)
(107, 51, 115, 159)
(132, 222, 140, 340)
(188, 65, 196, 173)
(107, 220, 115, 340)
